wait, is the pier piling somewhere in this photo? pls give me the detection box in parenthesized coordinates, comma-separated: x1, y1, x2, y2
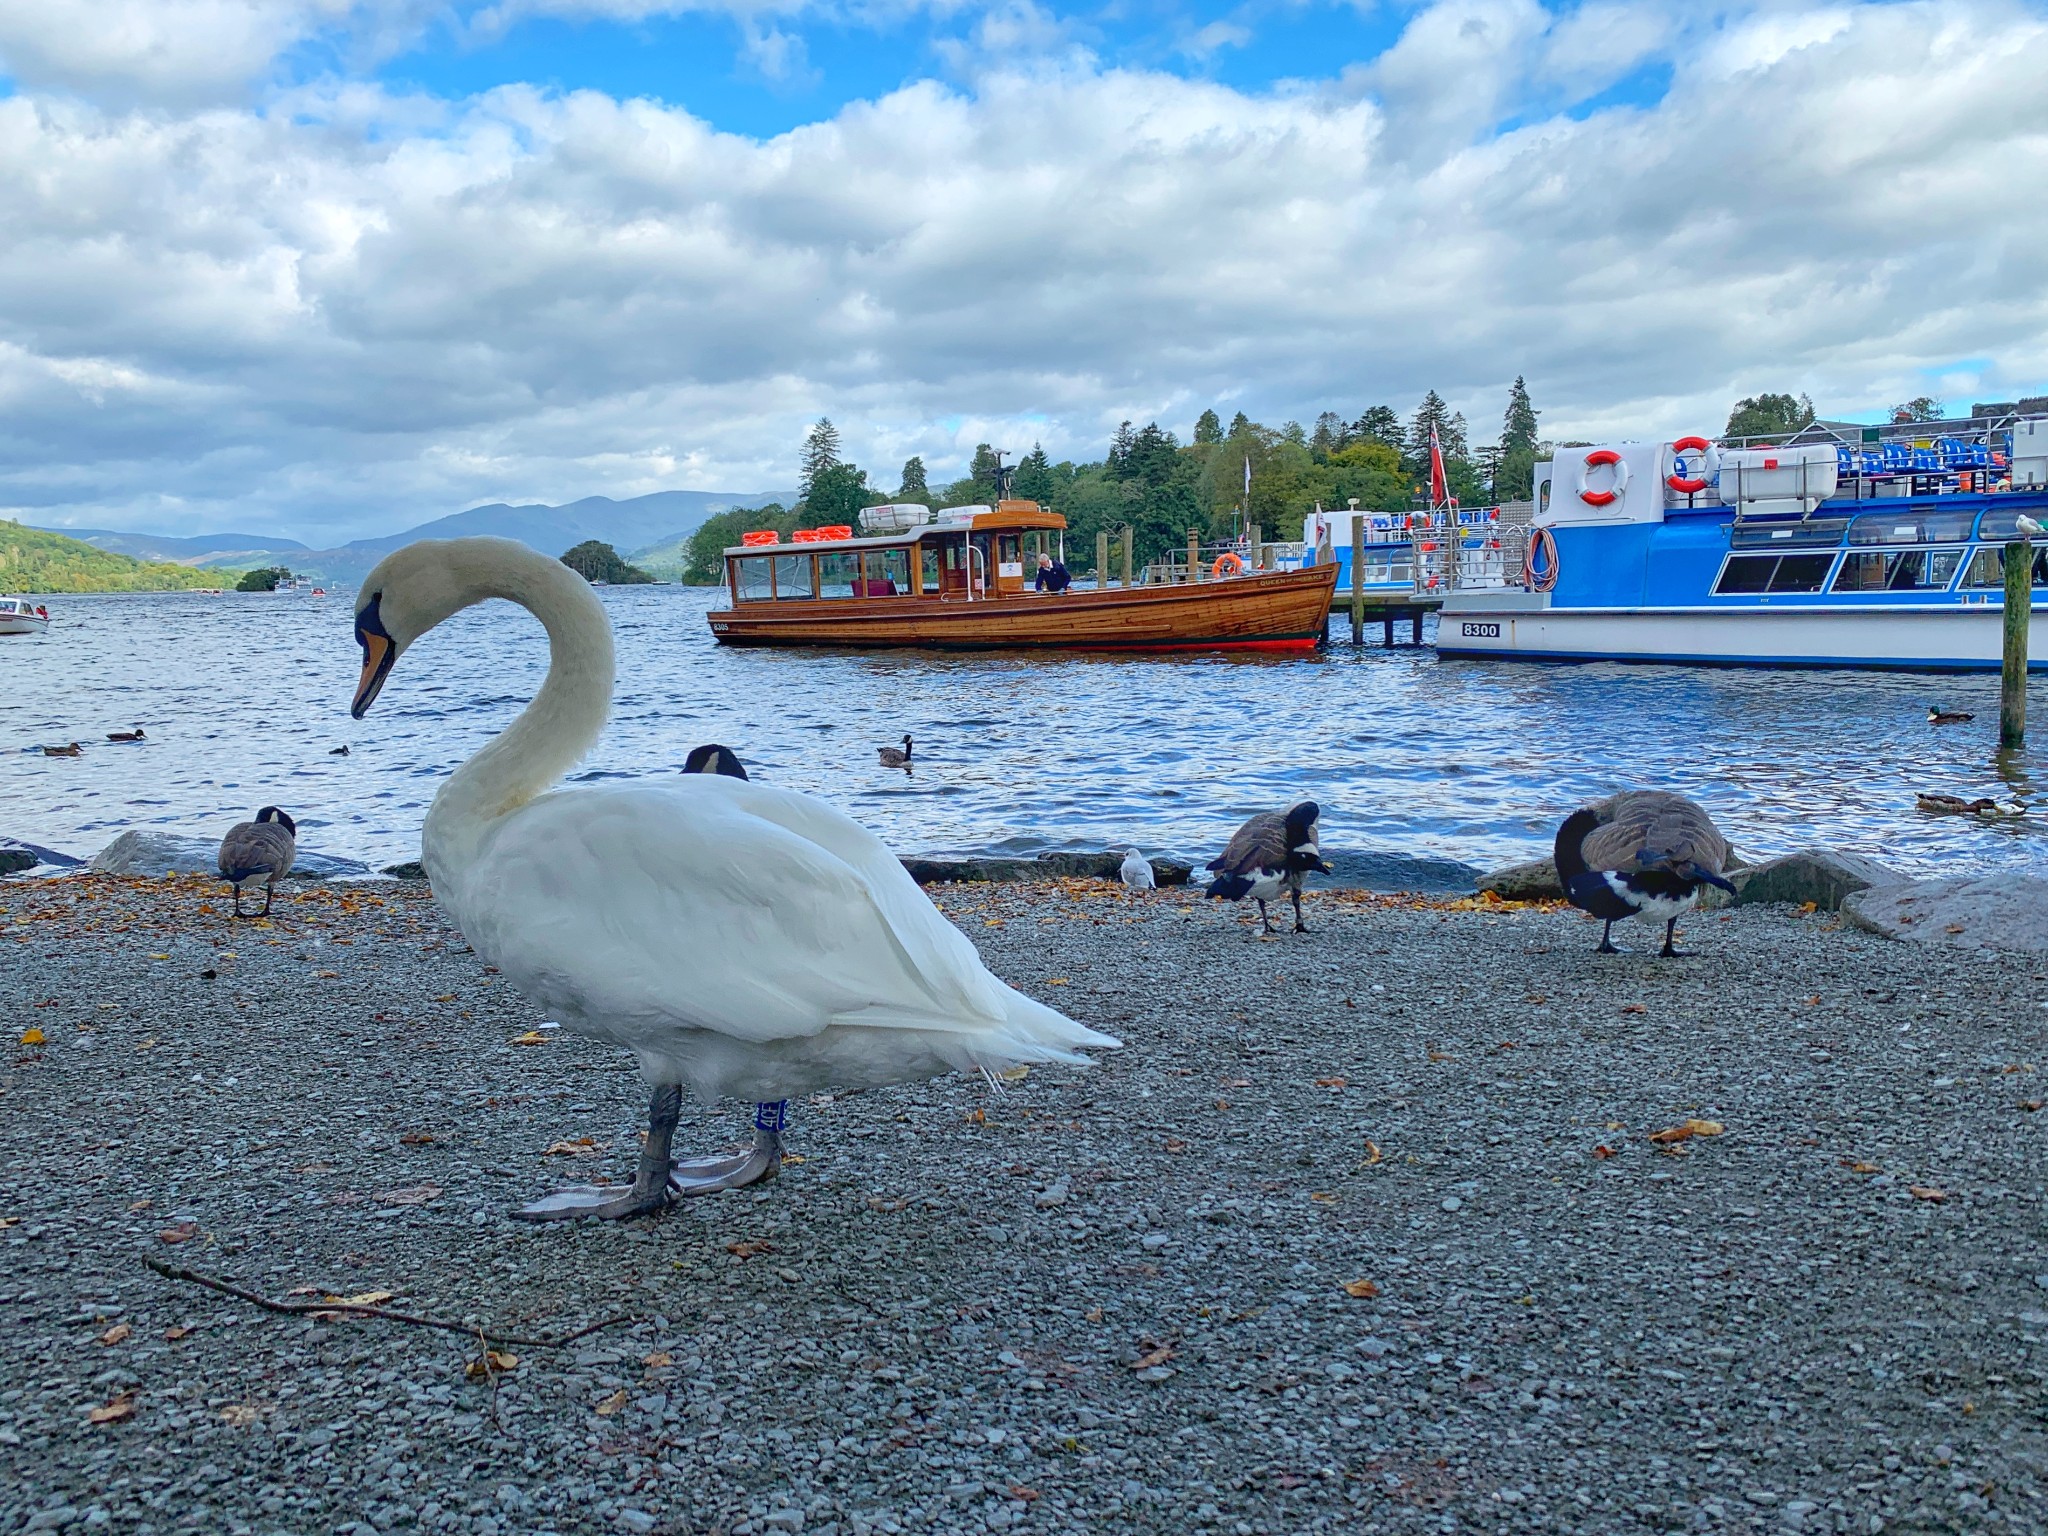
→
(1350, 519, 1365, 645)
(1096, 530, 1109, 589)
(1187, 530, 1201, 584)
(2002, 539, 2030, 750)
(1120, 526, 1133, 589)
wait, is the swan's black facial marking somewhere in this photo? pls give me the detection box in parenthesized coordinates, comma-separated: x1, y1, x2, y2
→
(353, 592, 397, 719)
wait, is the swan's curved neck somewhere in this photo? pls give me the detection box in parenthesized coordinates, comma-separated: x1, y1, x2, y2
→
(423, 552, 614, 880)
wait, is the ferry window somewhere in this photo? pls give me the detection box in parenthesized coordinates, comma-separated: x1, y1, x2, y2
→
(1713, 554, 1834, 595)
(920, 542, 940, 594)
(817, 552, 860, 598)
(1713, 555, 1777, 594)
(1962, 545, 2048, 588)
(771, 554, 815, 600)
(735, 556, 774, 601)
(1979, 509, 2048, 544)
(1731, 517, 1847, 549)
(861, 548, 908, 596)
(1832, 548, 1964, 593)
(1848, 509, 1974, 546)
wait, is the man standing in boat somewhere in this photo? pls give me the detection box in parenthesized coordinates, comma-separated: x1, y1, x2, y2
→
(1034, 552, 1072, 593)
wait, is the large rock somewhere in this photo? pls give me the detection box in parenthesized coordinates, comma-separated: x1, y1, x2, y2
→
(1476, 856, 1563, 901)
(1842, 875, 2048, 952)
(0, 837, 81, 876)
(1731, 848, 1900, 911)
(902, 851, 1194, 886)
(90, 830, 369, 881)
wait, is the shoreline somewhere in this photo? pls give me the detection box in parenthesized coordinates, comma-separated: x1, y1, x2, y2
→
(4, 875, 2045, 1532)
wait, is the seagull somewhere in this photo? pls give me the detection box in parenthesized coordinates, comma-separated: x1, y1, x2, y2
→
(1928, 706, 1975, 726)
(1553, 791, 1736, 957)
(2017, 514, 2044, 537)
(1205, 802, 1331, 934)
(878, 735, 913, 768)
(217, 807, 297, 918)
(682, 744, 748, 779)
(1119, 848, 1155, 889)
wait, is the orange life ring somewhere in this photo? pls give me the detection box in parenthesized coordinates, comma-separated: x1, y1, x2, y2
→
(1212, 552, 1245, 577)
(1666, 436, 1717, 495)
(1577, 449, 1628, 507)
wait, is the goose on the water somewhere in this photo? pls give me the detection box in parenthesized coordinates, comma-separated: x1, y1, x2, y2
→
(218, 806, 297, 918)
(878, 735, 913, 768)
(1205, 802, 1331, 934)
(1119, 848, 1155, 889)
(682, 743, 749, 780)
(350, 538, 1117, 1221)
(1553, 791, 1736, 957)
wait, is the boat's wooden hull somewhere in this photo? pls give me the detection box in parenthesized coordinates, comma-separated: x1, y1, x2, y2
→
(708, 564, 1338, 651)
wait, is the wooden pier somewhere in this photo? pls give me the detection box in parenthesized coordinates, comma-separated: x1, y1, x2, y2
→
(1336, 517, 1440, 646)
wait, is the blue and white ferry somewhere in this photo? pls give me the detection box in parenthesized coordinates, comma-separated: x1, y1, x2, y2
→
(1435, 413, 2048, 671)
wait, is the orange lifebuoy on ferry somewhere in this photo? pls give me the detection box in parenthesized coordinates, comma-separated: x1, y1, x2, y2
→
(1212, 552, 1245, 577)
(1577, 449, 1628, 507)
(1666, 435, 1717, 496)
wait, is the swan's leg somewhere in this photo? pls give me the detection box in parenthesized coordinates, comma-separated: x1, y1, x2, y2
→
(1291, 887, 1309, 934)
(511, 1083, 683, 1222)
(1595, 919, 1620, 955)
(1659, 917, 1690, 959)
(667, 1100, 785, 1197)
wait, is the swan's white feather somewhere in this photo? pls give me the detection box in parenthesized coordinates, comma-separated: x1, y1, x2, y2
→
(439, 775, 1116, 1102)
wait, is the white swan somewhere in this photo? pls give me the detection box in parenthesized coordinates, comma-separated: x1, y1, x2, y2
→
(350, 538, 1118, 1220)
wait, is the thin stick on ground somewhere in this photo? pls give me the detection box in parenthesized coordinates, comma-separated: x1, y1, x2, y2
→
(143, 1257, 638, 1348)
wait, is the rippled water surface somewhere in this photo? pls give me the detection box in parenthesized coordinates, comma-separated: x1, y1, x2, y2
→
(5, 587, 2045, 884)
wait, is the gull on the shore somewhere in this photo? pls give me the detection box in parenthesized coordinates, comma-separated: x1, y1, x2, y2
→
(349, 538, 1117, 1223)
(878, 735, 913, 768)
(1205, 803, 1331, 935)
(681, 743, 748, 779)
(1553, 791, 1736, 958)
(218, 807, 297, 919)
(1119, 848, 1155, 889)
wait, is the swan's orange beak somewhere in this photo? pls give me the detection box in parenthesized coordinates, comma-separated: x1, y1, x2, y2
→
(352, 597, 396, 718)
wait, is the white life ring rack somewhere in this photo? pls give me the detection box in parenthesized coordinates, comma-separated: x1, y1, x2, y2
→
(1666, 435, 1718, 496)
(1576, 449, 1629, 507)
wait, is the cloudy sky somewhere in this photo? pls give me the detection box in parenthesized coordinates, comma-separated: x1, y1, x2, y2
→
(2, 0, 2045, 543)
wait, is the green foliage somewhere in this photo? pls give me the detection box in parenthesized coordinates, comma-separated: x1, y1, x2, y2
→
(0, 522, 213, 593)
(1193, 409, 1223, 445)
(1890, 396, 1943, 423)
(1724, 392, 1815, 439)
(1496, 377, 1542, 500)
(799, 419, 841, 502)
(802, 462, 876, 526)
(1013, 443, 1054, 503)
(896, 456, 930, 504)
(682, 505, 792, 585)
(235, 566, 294, 592)
(559, 540, 655, 585)
(1352, 405, 1405, 456)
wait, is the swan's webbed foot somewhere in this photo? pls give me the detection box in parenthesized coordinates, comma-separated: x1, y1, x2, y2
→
(512, 1154, 674, 1222)
(669, 1101, 786, 1198)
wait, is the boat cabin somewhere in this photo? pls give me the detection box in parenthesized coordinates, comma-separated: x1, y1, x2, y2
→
(722, 501, 1069, 605)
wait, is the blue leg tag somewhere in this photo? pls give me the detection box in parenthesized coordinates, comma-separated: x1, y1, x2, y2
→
(753, 1100, 789, 1134)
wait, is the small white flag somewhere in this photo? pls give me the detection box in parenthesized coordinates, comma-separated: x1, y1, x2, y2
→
(1243, 456, 1252, 495)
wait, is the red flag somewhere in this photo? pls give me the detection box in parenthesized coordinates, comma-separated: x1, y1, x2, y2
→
(1428, 423, 1448, 507)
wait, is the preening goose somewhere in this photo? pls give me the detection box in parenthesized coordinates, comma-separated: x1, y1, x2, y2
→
(878, 735, 913, 768)
(1205, 802, 1331, 934)
(1928, 706, 1974, 726)
(682, 743, 749, 780)
(1553, 791, 1736, 957)
(218, 806, 297, 917)
(1119, 848, 1155, 890)
(350, 538, 1117, 1222)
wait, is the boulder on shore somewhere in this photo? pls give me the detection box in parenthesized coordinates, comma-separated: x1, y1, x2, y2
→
(1731, 848, 1900, 912)
(381, 861, 427, 881)
(1842, 875, 2048, 952)
(902, 851, 1194, 886)
(1476, 856, 1564, 901)
(0, 837, 82, 876)
(90, 830, 369, 881)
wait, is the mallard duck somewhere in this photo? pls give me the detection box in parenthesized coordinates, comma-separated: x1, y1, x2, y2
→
(1205, 802, 1332, 934)
(682, 744, 748, 779)
(1928, 706, 1975, 726)
(878, 735, 913, 768)
(1554, 791, 1736, 957)
(1916, 792, 1998, 816)
(348, 538, 1116, 1222)
(39, 743, 83, 757)
(217, 807, 297, 917)
(105, 726, 145, 743)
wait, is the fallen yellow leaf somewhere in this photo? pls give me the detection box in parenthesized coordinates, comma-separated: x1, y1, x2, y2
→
(1341, 1278, 1380, 1299)
(1309, 1191, 1337, 1203)
(1314, 1076, 1348, 1089)
(1909, 1185, 1948, 1203)
(543, 1138, 605, 1158)
(643, 1351, 672, 1368)
(327, 1290, 395, 1308)
(20, 1027, 45, 1046)
(163, 1326, 192, 1341)
(1647, 1119, 1724, 1145)
(219, 1404, 261, 1427)
(88, 1392, 136, 1425)
(594, 1388, 628, 1416)
(97, 1323, 131, 1346)
(726, 1238, 774, 1259)
(508, 1031, 549, 1046)
(1129, 1343, 1177, 1370)
(998, 1065, 1030, 1082)
(465, 1349, 518, 1380)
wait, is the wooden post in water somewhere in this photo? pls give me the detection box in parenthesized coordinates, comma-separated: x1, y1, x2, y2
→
(1121, 526, 1133, 589)
(1096, 530, 1109, 590)
(1188, 530, 1201, 584)
(1251, 524, 1264, 572)
(1350, 517, 1365, 645)
(2003, 539, 2031, 750)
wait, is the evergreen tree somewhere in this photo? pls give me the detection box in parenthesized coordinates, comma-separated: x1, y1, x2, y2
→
(896, 455, 930, 504)
(1228, 411, 1252, 437)
(559, 541, 655, 585)
(1499, 376, 1539, 454)
(799, 418, 842, 503)
(1310, 411, 1345, 461)
(804, 462, 874, 525)
(1108, 421, 1137, 476)
(1194, 409, 1223, 445)
(1351, 406, 1406, 456)
(1496, 376, 1541, 501)
(1014, 442, 1054, 503)
(1723, 392, 1815, 439)
(1409, 390, 1468, 462)
(1281, 420, 1307, 448)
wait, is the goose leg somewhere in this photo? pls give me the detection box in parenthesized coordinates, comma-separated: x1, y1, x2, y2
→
(667, 1100, 785, 1197)
(228, 884, 244, 920)
(1659, 918, 1690, 959)
(1595, 919, 1619, 955)
(1256, 899, 1276, 936)
(1291, 888, 1309, 934)
(261, 880, 277, 917)
(512, 1083, 684, 1221)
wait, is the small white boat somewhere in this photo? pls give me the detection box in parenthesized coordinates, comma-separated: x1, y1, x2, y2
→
(0, 598, 49, 636)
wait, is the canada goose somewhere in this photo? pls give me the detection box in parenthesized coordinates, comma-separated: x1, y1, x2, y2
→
(1119, 848, 1155, 890)
(681, 743, 749, 780)
(217, 806, 297, 918)
(105, 726, 145, 743)
(1928, 706, 1974, 726)
(329, 745, 350, 756)
(878, 735, 913, 768)
(39, 743, 83, 757)
(349, 538, 1116, 1221)
(1554, 791, 1736, 957)
(1205, 802, 1332, 934)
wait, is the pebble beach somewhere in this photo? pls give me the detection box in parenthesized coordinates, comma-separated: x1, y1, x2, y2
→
(3, 873, 2046, 1535)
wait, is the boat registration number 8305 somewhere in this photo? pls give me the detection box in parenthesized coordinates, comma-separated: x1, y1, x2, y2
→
(1459, 621, 1502, 639)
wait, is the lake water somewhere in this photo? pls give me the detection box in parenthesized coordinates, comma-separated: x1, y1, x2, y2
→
(4, 586, 2044, 886)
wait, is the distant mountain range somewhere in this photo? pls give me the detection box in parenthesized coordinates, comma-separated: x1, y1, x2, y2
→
(35, 488, 792, 584)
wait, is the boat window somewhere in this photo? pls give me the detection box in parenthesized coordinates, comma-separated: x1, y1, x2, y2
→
(860, 548, 908, 596)
(734, 556, 774, 602)
(771, 553, 815, 600)
(1730, 518, 1848, 549)
(817, 552, 860, 598)
(1713, 553, 1835, 595)
(1961, 545, 2048, 588)
(1831, 548, 1965, 593)
(920, 542, 941, 595)
(1848, 509, 1975, 546)
(1977, 509, 2048, 543)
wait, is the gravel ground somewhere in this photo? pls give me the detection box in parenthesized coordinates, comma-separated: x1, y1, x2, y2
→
(2, 873, 2046, 1536)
